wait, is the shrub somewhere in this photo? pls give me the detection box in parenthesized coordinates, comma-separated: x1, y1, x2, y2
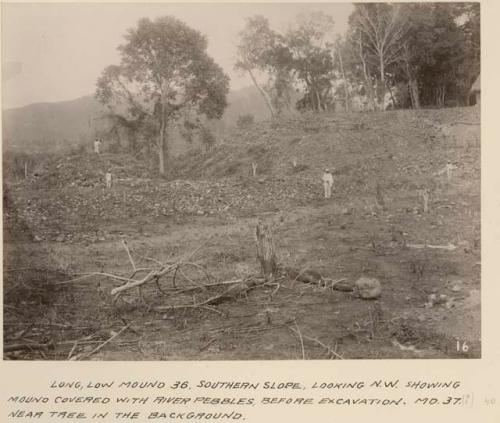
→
(236, 114, 254, 128)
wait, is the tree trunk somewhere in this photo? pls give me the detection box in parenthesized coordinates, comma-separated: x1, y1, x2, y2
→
(379, 55, 386, 110)
(409, 79, 420, 109)
(255, 221, 278, 280)
(337, 47, 350, 111)
(247, 68, 275, 118)
(386, 80, 396, 109)
(359, 38, 376, 111)
(158, 106, 166, 175)
(158, 140, 165, 175)
(315, 88, 323, 113)
(404, 55, 420, 109)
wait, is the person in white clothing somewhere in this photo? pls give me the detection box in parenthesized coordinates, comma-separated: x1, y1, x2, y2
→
(322, 168, 334, 199)
(94, 138, 101, 154)
(105, 172, 112, 189)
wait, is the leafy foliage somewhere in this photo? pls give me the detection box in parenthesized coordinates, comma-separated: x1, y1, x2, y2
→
(236, 114, 255, 128)
(96, 16, 229, 173)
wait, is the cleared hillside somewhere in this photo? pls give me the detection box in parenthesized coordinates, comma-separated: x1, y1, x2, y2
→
(3, 107, 480, 360)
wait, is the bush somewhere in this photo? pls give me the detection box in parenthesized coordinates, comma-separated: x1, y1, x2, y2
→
(236, 114, 254, 128)
(200, 126, 216, 152)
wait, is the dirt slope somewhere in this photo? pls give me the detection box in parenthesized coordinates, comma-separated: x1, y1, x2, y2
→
(3, 107, 480, 360)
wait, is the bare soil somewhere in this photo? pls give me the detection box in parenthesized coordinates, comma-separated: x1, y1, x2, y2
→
(3, 107, 480, 360)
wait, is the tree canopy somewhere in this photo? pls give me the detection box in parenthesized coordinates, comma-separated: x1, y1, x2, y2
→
(96, 16, 229, 174)
(234, 4, 480, 113)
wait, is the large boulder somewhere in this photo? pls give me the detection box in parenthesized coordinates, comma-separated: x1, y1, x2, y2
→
(354, 277, 382, 299)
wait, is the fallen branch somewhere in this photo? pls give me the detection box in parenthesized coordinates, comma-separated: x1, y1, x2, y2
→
(153, 277, 264, 312)
(284, 267, 322, 284)
(455, 121, 480, 125)
(292, 321, 306, 360)
(289, 327, 344, 360)
(122, 240, 136, 271)
(55, 270, 152, 286)
(78, 322, 132, 360)
(67, 341, 78, 360)
(110, 269, 158, 295)
(406, 243, 456, 251)
(4, 342, 51, 353)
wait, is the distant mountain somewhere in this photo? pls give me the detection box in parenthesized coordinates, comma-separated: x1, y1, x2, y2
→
(2, 96, 105, 153)
(2, 85, 271, 154)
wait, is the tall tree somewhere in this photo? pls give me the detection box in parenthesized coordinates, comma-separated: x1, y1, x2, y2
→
(350, 3, 408, 109)
(334, 36, 350, 111)
(96, 16, 229, 174)
(286, 11, 336, 112)
(235, 15, 280, 117)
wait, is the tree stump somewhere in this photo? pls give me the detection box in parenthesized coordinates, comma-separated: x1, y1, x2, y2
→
(255, 221, 278, 280)
(375, 183, 386, 211)
(251, 162, 258, 177)
(422, 190, 429, 213)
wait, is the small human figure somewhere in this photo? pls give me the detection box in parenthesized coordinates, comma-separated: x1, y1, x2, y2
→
(322, 168, 334, 199)
(445, 161, 457, 180)
(94, 138, 102, 154)
(421, 189, 429, 213)
(436, 161, 457, 180)
(105, 172, 112, 189)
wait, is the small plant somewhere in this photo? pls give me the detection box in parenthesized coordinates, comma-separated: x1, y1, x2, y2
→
(236, 114, 254, 129)
(200, 126, 216, 152)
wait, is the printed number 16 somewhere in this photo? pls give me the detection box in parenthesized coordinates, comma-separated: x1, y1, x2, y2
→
(456, 340, 469, 353)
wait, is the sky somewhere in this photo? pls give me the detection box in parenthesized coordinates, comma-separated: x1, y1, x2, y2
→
(1, 2, 353, 110)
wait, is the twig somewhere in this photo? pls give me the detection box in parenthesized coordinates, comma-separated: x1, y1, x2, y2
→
(292, 321, 306, 360)
(200, 306, 225, 316)
(180, 237, 212, 263)
(4, 267, 45, 272)
(55, 271, 150, 286)
(122, 240, 136, 271)
(199, 338, 217, 352)
(455, 121, 480, 125)
(4, 342, 51, 353)
(330, 278, 347, 288)
(133, 253, 165, 267)
(78, 322, 132, 360)
(67, 341, 78, 360)
(110, 269, 157, 295)
(289, 327, 344, 360)
(154, 279, 263, 312)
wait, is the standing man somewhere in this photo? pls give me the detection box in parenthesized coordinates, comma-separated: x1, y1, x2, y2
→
(322, 168, 334, 199)
(94, 138, 101, 154)
(105, 171, 113, 189)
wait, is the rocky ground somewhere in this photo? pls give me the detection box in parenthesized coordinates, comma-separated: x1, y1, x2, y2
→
(3, 107, 480, 360)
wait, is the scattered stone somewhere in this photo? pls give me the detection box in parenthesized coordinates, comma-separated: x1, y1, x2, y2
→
(354, 277, 382, 299)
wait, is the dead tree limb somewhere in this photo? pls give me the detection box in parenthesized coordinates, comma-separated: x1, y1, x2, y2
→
(289, 327, 344, 359)
(78, 322, 132, 360)
(293, 321, 306, 359)
(122, 240, 136, 271)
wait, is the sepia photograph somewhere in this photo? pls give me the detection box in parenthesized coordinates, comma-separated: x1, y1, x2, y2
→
(2, 2, 481, 361)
